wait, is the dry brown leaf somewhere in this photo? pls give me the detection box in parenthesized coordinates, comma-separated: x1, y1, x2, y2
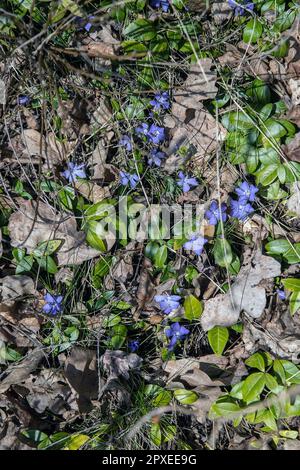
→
(164, 107, 226, 174)
(64, 347, 101, 412)
(100, 350, 142, 380)
(201, 249, 281, 330)
(74, 180, 111, 203)
(0, 348, 45, 394)
(8, 199, 99, 266)
(89, 131, 114, 179)
(211, 0, 233, 24)
(282, 131, 300, 162)
(286, 182, 300, 217)
(0, 275, 36, 302)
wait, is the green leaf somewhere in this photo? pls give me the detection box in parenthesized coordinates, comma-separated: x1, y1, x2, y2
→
(64, 434, 90, 450)
(245, 352, 266, 372)
(282, 278, 300, 292)
(124, 19, 156, 41)
(110, 324, 127, 349)
(255, 164, 279, 186)
(279, 430, 298, 439)
(213, 238, 233, 268)
(21, 429, 48, 443)
(264, 373, 279, 393)
(265, 239, 293, 255)
(290, 291, 300, 316)
(207, 326, 229, 356)
(85, 221, 107, 252)
(242, 372, 266, 403)
(36, 256, 57, 274)
(33, 239, 62, 258)
(273, 359, 286, 384)
(16, 256, 34, 274)
(243, 19, 263, 44)
(0, 345, 22, 362)
(150, 423, 162, 446)
(153, 245, 167, 268)
(153, 390, 172, 407)
(183, 294, 203, 321)
(209, 398, 241, 418)
(281, 360, 300, 385)
(174, 389, 198, 405)
(264, 118, 287, 139)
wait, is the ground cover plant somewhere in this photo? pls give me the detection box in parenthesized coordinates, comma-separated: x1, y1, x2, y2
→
(0, 0, 300, 451)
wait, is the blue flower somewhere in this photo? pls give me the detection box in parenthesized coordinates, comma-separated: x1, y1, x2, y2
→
(150, 92, 170, 111)
(120, 171, 139, 189)
(177, 171, 198, 193)
(119, 135, 132, 151)
(43, 293, 63, 316)
(148, 149, 165, 167)
(75, 15, 95, 32)
(277, 289, 286, 300)
(228, 0, 254, 16)
(165, 322, 189, 351)
(148, 124, 165, 145)
(136, 123, 165, 145)
(154, 294, 181, 314)
(61, 162, 86, 183)
(205, 200, 227, 226)
(235, 181, 258, 203)
(18, 95, 30, 105)
(183, 235, 207, 256)
(129, 340, 139, 352)
(150, 0, 170, 12)
(136, 123, 149, 136)
(230, 199, 254, 220)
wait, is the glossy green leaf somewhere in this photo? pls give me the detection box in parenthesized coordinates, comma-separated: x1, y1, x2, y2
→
(207, 326, 229, 356)
(183, 294, 203, 321)
(242, 372, 266, 403)
(282, 278, 300, 292)
(174, 389, 198, 405)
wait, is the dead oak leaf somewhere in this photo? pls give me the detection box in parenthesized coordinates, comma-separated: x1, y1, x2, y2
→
(201, 249, 281, 330)
(8, 199, 99, 266)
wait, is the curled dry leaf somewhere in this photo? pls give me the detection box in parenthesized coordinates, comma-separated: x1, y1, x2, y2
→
(100, 350, 142, 381)
(9, 129, 60, 166)
(0, 275, 36, 302)
(286, 182, 300, 217)
(8, 199, 99, 266)
(211, 0, 233, 25)
(283, 131, 300, 162)
(0, 348, 45, 394)
(74, 180, 111, 203)
(64, 347, 101, 413)
(89, 130, 114, 179)
(243, 322, 300, 363)
(201, 249, 282, 330)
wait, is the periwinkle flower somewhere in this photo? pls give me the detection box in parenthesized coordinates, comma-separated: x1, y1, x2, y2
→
(150, 0, 170, 12)
(148, 124, 165, 145)
(177, 171, 198, 193)
(148, 149, 165, 167)
(165, 322, 189, 351)
(230, 199, 254, 220)
(61, 162, 86, 183)
(120, 171, 139, 189)
(205, 200, 227, 226)
(154, 294, 181, 314)
(75, 15, 95, 32)
(228, 0, 254, 16)
(277, 289, 286, 300)
(150, 92, 170, 111)
(43, 293, 63, 316)
(235, 181, 258, 203)
(18, 95, 30, 106)
(183, 235, 207, 256)
(119, 135, 132, 151)
(129, 340, 139, 352)
(136, 123, 149, 136)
